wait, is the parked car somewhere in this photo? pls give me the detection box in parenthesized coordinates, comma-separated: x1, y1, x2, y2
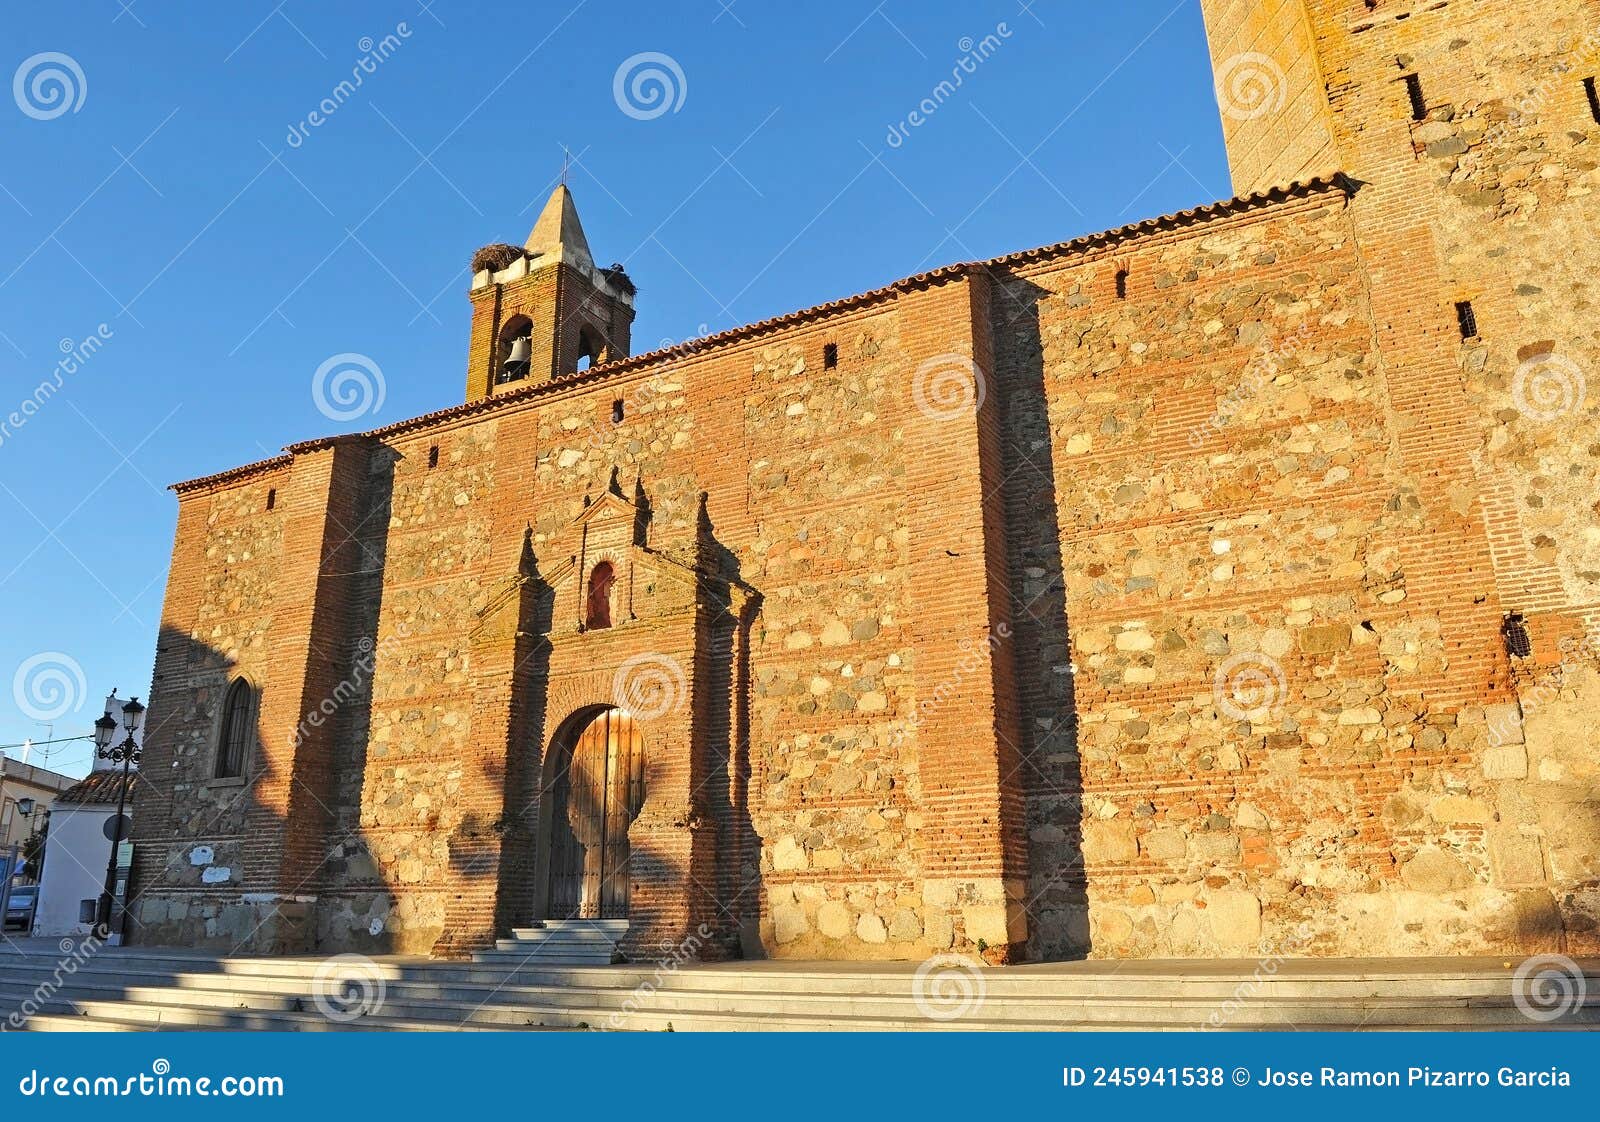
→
(4, 885, 38, 933)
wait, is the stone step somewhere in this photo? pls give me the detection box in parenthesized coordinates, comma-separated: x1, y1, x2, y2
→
(486, 949, 618, 960)
(508, 929, 622, 943)
(494, 936, 621, 951)
(21, 1007, 1584, 1034)
(479, 923, 623, 966)
(3, 949, 1595, 1033)
(475, 951, 618, 966)
(522, 918, 629, 934)
(9, 966, 1595, 1018)
(2, 974, 1593, 1032)
(0, 953, 1591, 1002)
(8, 988, 1591, 1034)
(7, 997, 515, 1033)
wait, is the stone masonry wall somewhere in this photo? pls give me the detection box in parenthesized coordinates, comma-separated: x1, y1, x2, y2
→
(1302, 0, 1600, 948)
(134, 0, 1599, 962)
(139, 282, 1021, 961)
(330, 293, 1013, 957)
(133, 468, 289, 945)
(997, 175, 1597, 960)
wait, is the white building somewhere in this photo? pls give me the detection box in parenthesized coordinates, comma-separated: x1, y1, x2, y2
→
(33, 693, 141, 937)
(0, 756, 75, 858)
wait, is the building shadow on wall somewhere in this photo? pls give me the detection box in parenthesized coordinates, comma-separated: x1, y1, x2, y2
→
(991, 273, 1090, 961)
(696, 531, 763, 960)
(127, 626, 401, 957)
(319, 444, 403, 954)
(484, 549, 553, 942)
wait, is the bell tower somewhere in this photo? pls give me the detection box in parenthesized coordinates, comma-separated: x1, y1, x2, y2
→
(1197, 0, 1337, 196)
(465, 185, 636, 402)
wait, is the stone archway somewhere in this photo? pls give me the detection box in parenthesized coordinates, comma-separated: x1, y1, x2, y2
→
(537, 706, 645, 920)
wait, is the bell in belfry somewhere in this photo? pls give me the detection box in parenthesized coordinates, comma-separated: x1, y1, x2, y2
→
(501, 335, 531, 382)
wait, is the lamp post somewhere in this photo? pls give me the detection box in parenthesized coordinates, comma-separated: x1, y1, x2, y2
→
(95, 699, 143, 938)
(15, 799, 36, 880)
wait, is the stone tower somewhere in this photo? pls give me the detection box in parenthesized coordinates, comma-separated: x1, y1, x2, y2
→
(465, 185, 636, 402)
(1201, 0, 1600, 639)
(1199, 0, 1599, 198)
(1193, 0, 1600, 947)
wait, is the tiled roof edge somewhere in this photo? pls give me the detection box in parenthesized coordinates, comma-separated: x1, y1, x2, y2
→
(171, 455, 292, 495)
(171, 173, 1355, 482)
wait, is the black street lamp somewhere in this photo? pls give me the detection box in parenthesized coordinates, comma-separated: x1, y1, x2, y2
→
(95, 698, 143, 938)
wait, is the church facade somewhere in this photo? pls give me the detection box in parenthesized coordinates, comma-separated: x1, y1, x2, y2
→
(132, 0, 1600, 962)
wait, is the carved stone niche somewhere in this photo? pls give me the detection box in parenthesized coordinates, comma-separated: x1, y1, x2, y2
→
(537, 475, 703, 638)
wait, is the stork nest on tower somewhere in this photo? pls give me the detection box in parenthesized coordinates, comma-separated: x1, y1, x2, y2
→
(471, 243, 525, 275)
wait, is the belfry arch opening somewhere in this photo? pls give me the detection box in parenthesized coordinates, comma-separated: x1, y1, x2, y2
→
(498, 315, 533, 383)
(576, 326, 604, 371)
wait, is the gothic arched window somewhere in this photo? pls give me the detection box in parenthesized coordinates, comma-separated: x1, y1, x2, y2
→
(586, 562, 616, 630)
(216, 679, 256, 779)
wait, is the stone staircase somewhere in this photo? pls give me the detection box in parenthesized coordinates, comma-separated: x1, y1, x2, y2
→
(0, 942, 1595, 1032)
(473, 919, 627, 967)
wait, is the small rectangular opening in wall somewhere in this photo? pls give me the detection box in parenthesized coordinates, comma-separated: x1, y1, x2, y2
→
(1403, 73, 1428, 121)
(1115, 268, 1129, 299)
(1455, 300, 1479, 340)
(265, 488, 276, 512)
(611, 399, 625, 424)
(822, 342, 838, 369)
(428, 444, 439, 469)
(1585, 77, 1600, 124)
(1502, 613, 1533, 659)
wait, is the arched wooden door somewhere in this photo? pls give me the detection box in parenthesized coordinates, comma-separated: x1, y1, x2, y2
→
(545, 708, 645, 919)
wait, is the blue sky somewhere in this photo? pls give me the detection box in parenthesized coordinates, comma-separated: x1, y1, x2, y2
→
(0, 0, 1229, 777)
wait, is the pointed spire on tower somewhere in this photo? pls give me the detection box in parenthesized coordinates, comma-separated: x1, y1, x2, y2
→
(524, 183, 594, 273)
